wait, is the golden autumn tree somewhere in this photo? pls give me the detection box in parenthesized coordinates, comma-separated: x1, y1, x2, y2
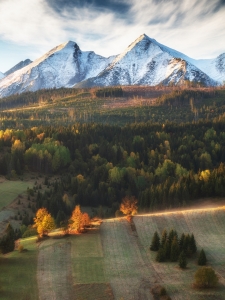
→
(69, 205, 90, 232)
(120, 196, 138, 216)
(33, 208, 55, 236)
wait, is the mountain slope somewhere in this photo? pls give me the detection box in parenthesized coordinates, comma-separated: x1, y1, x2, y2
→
(76, 34, 217, 88)
(193, 53, 225, 84)
(0, 72, 5, 80)
(4, 59, 32, 76)
(0, 41, 114, 98)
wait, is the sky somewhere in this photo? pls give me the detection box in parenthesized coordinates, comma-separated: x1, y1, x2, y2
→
(0, 0, 225, 73)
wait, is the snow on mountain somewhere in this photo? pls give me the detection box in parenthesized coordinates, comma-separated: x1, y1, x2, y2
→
(138, 37, 225, 84)
(0, 41, 115, 98)
(0, 71, 5, 80)
(193, 53, 225, 84)
(76, 34, 216, 88)
(0, 34, 222, 98)
(4, 59, 32, 77)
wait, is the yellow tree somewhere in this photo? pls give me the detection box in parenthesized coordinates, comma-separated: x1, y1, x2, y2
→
(69, 205, 83, 232)
(120, 196, 138, 216)
(34, 208, 55, 236)
(81, 212, 90, 228)
(70, 206, 90, 232)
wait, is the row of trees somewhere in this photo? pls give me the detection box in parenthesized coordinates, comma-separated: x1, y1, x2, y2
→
(33, 205, 91, 237)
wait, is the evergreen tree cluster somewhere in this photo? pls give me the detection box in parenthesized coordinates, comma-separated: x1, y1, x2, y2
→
(150, 229, 197, 264)
(95, 87, 123, 98)
(0, 223, 15, 254)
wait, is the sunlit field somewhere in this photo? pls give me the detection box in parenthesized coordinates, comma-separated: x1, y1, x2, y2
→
(134, 206, 225, 299)
(0, 205, 225, 299)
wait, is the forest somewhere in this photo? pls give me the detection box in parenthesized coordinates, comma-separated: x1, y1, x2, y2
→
(1, 117, 225, 223)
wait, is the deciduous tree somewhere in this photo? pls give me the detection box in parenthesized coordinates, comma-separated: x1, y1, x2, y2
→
(194, 267, 218, 288)
(33, 208, 55, 236)
(120, 196, 138, 216)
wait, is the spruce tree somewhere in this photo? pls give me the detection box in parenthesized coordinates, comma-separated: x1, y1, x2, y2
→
(164, 239, 171, 260)
(179, 251, 187, 269)
(0, 223, 15, 254)
(156, 247, 165, 262)
(198, 249, 207, 266)
(170, 237, 180, 262)
(190, 233, 197, 254)
(150, 231, 160, 251)
(179, 233, 185, 251)
(161, 229, 167, 248)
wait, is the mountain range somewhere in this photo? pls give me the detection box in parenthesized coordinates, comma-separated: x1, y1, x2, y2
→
(0, 34, 224, 98)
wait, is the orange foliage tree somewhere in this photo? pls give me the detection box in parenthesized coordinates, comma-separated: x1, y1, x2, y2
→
(120, 196, 138, 216)
(33, 208, 55, 236)
(69, 205, 90, 232)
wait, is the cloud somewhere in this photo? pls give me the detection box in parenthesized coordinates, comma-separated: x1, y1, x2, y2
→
(0, 0, 224, 67)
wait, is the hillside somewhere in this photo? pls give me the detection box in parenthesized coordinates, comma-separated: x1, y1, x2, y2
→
(0, 205, 225, 299)
(1, 87, 225, 128)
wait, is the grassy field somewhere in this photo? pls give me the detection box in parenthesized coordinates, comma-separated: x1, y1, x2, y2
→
(100, 218, 156, 300)
(0, 180, 33, 210)
(1, 206, 225, 300)
(134, 207, 225, 299)
(0, 236, 38, 300)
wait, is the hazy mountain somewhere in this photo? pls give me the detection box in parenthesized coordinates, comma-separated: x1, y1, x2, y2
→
(4, 59, 32, 77)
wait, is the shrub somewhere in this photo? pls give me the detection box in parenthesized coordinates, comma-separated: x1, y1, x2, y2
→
(194, 267, 218, 288)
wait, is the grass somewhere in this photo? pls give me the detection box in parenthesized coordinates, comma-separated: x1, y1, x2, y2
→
(0, 180, 33, 210)
(134, 207, 225, 299)
(100, 219, 155, 299)
(0, 236, 38, 300)
(70, 230, 106, 284)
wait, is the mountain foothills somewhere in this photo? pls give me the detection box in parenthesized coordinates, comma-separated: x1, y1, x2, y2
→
(0, 34, 225, 97)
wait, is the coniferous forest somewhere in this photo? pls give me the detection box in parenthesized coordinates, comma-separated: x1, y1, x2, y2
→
(0, 87, 225, 222)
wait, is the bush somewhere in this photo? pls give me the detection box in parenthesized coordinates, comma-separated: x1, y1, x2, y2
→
(194, 267, 218, 288)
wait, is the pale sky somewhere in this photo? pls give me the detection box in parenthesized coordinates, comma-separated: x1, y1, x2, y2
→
(0, 0, 225, 73)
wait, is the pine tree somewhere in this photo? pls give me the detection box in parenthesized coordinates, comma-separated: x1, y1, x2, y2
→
(0, 223, 15, 254)
(161, 229, 167, 247)
(179, 233, 185, 251)
(164, 239, 171, 260)
(156, 247, 165, 262)
(198, 249, 207, 266)
(179, 251, 187, 269)
(170, 237, 180, 262)
(190, 233, 197, 254)
(150, 231, 160, 251)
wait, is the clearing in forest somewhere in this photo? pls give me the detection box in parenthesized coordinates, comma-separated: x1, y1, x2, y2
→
(0, 180, 33, 210)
